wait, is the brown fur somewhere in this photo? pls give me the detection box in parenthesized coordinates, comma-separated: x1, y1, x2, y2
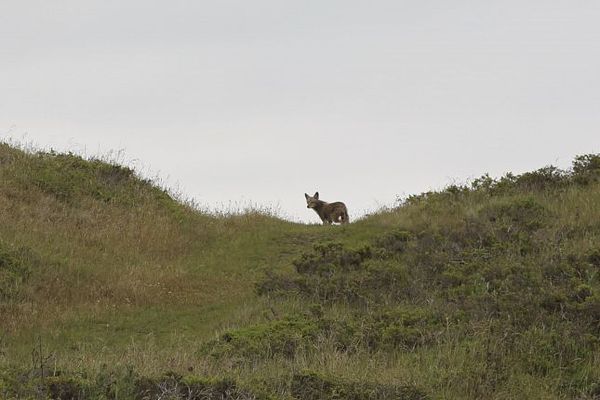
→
(304, 192, 349, 225)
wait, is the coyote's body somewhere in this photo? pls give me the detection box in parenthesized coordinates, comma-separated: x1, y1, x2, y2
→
(305, 192, 349, 225)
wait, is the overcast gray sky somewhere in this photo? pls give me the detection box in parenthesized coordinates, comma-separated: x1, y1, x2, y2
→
(2, 1, 599, 222)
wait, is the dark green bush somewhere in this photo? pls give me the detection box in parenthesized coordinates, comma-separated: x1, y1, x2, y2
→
(512, 166, 568, 191)
(375, 230, 414, 253)
(258, 259, 412, 305)
(482, 197, 547, 233)
(572, 154, 600, 184)
(258, 241, 415, 305)
(293, 243, 372, 276)
(45, 376, 90, 400)
(1, 368, 261, 400)
(401, 154, 600, 205)
(290, 371, 428, 400)
(361, 307, 441, 350)
(201, 315, 320, 360)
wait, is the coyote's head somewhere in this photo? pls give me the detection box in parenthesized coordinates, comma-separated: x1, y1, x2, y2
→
(304, 192, 320, 209)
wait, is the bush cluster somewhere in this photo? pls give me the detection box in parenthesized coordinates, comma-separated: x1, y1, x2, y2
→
(257, 243, 413, 305)
(248, 179, 600, 396)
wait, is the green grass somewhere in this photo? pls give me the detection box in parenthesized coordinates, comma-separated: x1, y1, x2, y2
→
(1, 142, 600, 399)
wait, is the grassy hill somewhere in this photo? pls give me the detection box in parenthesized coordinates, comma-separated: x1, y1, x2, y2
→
(1, 142, 599, 399)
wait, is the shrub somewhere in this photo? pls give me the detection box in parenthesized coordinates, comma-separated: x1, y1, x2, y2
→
(361, 307, 441, 350)
(572, 154, 600, 184)
(512, 166, 568, 191)
(201, 315, 320, 361)
(44, 376, 90, 400)
(290, 371, 428, 400)
(375, 230, 414, 254)
(258, 242, 414, 305)
(292, 243, 372, 276)
(482, 197, 547, 233)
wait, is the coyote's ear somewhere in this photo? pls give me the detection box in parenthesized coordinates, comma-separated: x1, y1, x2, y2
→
(314, 192, 319, 200)
(304, 193, 309, 200)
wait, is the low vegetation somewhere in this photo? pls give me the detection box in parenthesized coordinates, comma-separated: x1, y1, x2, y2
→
(1, 142, 599, 399)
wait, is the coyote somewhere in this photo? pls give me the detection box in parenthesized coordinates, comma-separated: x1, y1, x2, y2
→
(304, 192, 349, 225)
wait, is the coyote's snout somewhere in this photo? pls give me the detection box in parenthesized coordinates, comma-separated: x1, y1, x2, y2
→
(304, 192, 349, 225)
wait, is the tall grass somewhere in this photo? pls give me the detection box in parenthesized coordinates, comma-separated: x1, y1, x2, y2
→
(1, 142, 599, 399)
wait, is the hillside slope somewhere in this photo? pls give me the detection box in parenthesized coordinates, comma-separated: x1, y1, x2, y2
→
(0, 143, 318, 346)
(1, 143, 600, 399)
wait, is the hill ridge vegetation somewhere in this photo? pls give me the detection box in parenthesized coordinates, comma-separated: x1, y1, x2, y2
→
(1, 142, 599, 399)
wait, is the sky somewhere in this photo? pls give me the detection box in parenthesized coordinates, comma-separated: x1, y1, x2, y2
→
(1, 1, 599, 222)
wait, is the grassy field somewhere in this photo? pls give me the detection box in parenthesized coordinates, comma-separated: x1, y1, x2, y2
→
(1, 142, 599, 399)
